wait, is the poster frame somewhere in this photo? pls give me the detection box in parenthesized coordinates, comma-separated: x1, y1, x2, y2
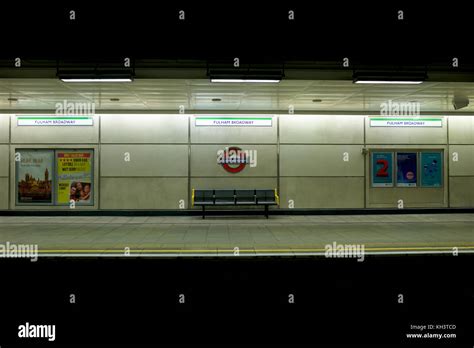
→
(55, 149, 95, 206)
(370, 151, 394, 188)
(395, 151, 418, 187)
(420, 150, 444, 188)
(15, 149, 55, 206)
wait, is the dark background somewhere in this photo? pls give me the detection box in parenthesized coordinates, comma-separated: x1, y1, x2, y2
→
(0, 255, 473, 345)
(1, 3, 474, 346)
(0, 2, 471, 64)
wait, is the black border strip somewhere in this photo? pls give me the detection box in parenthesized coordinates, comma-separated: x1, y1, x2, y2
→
(1, 208, 474, 216)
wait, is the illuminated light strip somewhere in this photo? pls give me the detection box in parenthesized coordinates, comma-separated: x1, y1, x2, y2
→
(60, 78, 133, 83)
(354, 80, 423, 85)
(210, 79, 280, 83)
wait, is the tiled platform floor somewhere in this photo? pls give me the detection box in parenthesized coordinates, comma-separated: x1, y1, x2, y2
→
(0, 214, 473, 256)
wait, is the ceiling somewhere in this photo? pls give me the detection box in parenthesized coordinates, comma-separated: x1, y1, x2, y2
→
(1, 78, 474, 113)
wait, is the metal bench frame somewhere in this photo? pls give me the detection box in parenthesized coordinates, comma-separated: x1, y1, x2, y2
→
(192, 189, 280, 219)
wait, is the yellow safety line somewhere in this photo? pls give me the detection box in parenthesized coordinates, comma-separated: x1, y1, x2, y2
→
(35, 245, 474, 253)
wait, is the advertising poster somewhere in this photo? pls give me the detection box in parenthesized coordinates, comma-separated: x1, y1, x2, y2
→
(371, 152, 393, 187)
(56, 151, 93, 205)
(396, 152, 417, 187)
(421, 152, 442, 187)
(17, 150, 54, 204)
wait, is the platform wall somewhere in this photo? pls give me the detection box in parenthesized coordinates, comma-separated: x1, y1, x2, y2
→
(0, 113, 473, 210)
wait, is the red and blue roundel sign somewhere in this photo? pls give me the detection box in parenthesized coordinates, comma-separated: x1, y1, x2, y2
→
(218, 146, 248, 173)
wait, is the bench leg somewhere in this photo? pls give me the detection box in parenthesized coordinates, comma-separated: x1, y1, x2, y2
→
(264, 205, 269, 219)
(202, 205, 206, 219)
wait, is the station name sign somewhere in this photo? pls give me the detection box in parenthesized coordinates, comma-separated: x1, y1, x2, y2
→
(369, 117, 443, 128)
(17, 116, 94, 126)
(195, 116, 272, 127)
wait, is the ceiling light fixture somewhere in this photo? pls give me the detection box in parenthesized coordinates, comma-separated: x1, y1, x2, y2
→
(354, 80, 423, 85)
(353, 71, 426, 85)
(61, 78, 133, 83)
(210, 78, 280, 83)
(57, 69, 134, 83)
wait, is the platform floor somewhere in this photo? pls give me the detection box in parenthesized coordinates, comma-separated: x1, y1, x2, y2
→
(0, 214, 473, 257)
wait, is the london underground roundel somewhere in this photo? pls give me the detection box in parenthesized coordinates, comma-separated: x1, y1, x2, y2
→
(218, 147, 248, 173)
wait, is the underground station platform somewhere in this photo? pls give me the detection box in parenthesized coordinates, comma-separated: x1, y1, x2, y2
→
(3, 4, 474, 346)
(3, 4, 474, 344)
(1, 213, 473, 257)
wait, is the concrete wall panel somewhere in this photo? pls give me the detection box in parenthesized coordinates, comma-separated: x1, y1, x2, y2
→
(280, 115, 364, 144)
(100, 177, 188, 209)
(0, 115, 10, 143)
(449, 116, 474, 144)
(450, 177, 474, 207)
(0, 177, 8, 209)
(101, 145, 188, 177)
(279, 177, 364, 208)
(101, 114, 188, 143)
(449, 145, 474, 176)
(280, 145, 364, 176)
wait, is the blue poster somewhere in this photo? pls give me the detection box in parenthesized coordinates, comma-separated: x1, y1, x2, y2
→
(397, 152, 417, 187)
(371, 152, 393, 187)
(421, 152, 442, 187)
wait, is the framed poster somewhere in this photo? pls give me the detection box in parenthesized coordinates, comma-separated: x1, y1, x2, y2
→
(371, 152, 394, 187)
(421, 152, 443, 187)
(16, 150, 54, 204)
(396, 152, 417, 187)
(56, 150, 94, 205)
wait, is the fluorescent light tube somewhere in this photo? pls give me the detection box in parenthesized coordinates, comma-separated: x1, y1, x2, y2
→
(60, 78, 133, 83)
(211, 79, 280, 83)
(354, 80, 423, 85)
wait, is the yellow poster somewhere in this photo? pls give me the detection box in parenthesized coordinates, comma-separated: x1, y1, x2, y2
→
(56, 151, 93, 205)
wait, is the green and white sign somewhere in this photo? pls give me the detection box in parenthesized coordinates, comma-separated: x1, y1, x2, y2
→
(17, 116, 94, 126)
(195, 117, 272, 127)
(370, 117, 442, 128)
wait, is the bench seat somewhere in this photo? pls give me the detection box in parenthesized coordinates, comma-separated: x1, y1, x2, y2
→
(192, 189, 279, 218)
